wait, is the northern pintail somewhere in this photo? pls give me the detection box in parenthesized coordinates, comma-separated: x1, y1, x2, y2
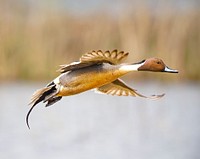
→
(26, 50, 178, 128)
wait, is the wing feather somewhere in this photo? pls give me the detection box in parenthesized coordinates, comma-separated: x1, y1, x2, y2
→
(58, 50, 129, 73)
(96, 79, 165, 99)
(80, 50, 129, 65)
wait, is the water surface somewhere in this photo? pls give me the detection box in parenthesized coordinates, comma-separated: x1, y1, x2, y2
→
(0, 82, 199, 159)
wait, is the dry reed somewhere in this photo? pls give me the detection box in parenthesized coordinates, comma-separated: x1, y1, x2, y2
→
(0, 3, 199, 81)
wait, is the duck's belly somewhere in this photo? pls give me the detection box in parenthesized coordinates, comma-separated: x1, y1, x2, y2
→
(57, 64, 122, 96)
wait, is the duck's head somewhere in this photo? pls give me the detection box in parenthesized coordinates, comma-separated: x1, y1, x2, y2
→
(137, 58, 178, 73)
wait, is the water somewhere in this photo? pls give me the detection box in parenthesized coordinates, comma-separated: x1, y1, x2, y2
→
(0, 82, 200, 159)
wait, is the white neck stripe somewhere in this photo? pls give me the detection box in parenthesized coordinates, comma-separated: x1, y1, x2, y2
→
(119, 62, 144, 72)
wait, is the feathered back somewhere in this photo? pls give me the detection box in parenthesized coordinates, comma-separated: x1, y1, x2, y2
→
(58, 50, 129, 73)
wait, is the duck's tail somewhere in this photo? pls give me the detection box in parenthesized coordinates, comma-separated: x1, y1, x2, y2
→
(26, 82, 62, 129)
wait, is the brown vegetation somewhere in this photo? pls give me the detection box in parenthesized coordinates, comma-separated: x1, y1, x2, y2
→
(0, 2, 199, 81)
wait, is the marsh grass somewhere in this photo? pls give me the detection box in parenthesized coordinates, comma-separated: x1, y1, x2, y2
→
(0, 3, 199, 81)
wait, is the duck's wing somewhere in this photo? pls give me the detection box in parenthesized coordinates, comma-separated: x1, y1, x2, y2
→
(58, 61, 97, 73)
(58, 50, 129, 73)
(95, 79, 165, 99)
(80, 50, 129, 65)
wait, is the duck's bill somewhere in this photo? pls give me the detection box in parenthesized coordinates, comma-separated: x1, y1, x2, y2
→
(164, 66, 179, 73)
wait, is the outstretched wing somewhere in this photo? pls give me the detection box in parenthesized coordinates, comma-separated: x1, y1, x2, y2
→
(96, 79, 165, 99)
(58, 61, 97, 73)
(58, 50, 129, 73)
(80, 50, 129, 65)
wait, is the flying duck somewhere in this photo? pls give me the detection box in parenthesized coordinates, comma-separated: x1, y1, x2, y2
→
(26, 50, 178, 128)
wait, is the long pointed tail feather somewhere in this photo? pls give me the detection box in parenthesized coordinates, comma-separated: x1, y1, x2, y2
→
(26, 84, 58, 129)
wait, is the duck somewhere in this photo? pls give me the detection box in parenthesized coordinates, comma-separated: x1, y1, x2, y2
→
(26, 49, 178, 128)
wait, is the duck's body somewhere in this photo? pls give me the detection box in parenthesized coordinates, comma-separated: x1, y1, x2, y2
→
(56, 63, 131, 96)
(27, 50, 178, 128)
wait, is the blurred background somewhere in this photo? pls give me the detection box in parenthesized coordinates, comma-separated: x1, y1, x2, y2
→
(0, 0, 200, 159)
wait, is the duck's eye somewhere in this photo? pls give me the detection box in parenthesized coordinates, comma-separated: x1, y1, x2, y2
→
(157, 61, 161, 64)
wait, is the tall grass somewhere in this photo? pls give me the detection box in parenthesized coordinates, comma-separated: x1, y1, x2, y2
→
(0, 3, 199, 81)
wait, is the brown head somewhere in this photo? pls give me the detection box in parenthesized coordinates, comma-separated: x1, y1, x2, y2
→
(137, 58, 178, 73)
